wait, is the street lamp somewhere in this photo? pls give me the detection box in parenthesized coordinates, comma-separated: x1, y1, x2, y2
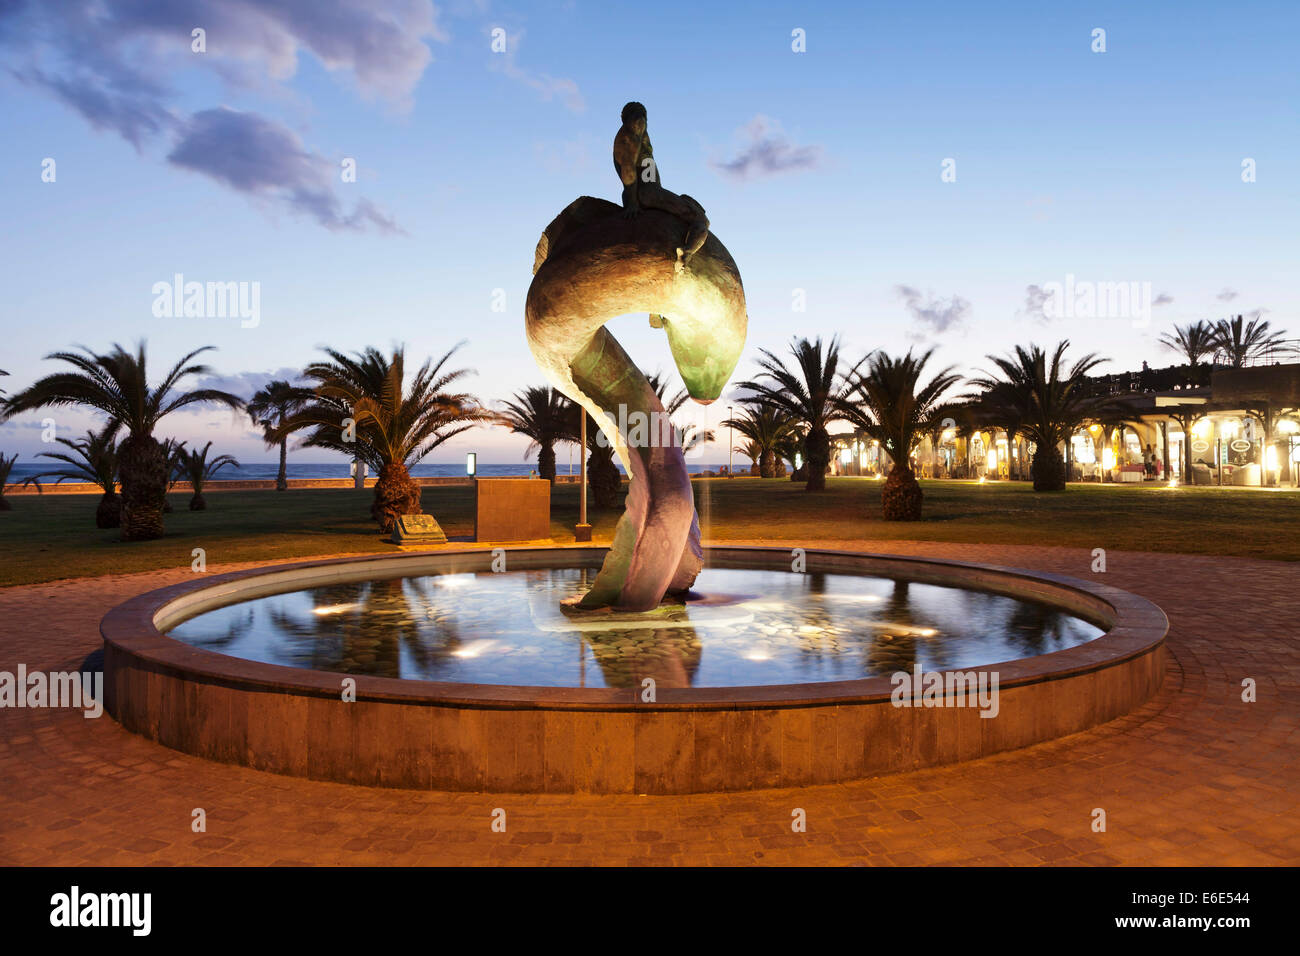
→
(466, 452, 476, 477)
(727, 405, 734, 478)
(575, 413, 591, 542)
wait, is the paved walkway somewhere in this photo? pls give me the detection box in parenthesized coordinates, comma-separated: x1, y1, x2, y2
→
(1, 541, 1295, 866)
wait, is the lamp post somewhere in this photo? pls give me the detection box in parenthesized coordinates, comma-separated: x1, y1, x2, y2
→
(466, 452, 476, 477)
(575, 414, 591, 542)
(727, 404, 734, 478)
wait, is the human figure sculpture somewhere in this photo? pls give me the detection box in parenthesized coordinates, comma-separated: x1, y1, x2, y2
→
(612, 101, 710, 274)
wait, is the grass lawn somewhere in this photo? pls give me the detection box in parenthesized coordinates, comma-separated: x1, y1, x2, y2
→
(1, 477, 1298, 587)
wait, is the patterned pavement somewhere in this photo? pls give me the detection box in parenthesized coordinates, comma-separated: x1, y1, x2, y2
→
(0, 540, 1295, 866)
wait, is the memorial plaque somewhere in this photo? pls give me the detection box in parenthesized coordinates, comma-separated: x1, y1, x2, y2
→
(391, 513, 448, 544)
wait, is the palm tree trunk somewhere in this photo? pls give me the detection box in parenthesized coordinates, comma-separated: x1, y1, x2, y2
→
(118, 434, 167, 541)
(804, 427, 830, 491)
(1032, 445, 1067, 492)
(760, 449, 775, 478)
(277, 438, 288, 491)
(189, 491, 207, 511)
(96, 492, 121, 529)
(372, 461, 422, 533)
(538, 443, 557, 482)
(588, 451, 622, 509)
(881, 464, 923, 520)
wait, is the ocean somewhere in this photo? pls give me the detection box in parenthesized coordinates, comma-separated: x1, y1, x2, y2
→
(6, 461, 735, 482)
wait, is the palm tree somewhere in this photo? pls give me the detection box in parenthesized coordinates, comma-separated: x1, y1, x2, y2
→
(494, 386, 574, 482)
(0, 343, 243, 539)
(839, 349, 961, 519)
(721, 402, 799, 478)
(0, 453, 16, 511)
(247, 380, 314, 491)
(177, 441, 239, 510)
(1211, 314, 1291, 368)
(1158, 320, 1218, 368)
(160, 438, 188, 513)
(279, 345, 487, 533)
(22, 425, 121, 527)
(969, 341, 1129, 492)
(738, 336, 849, 491)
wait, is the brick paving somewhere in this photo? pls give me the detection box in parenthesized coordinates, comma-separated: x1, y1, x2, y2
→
(0, 541, 1296, 866)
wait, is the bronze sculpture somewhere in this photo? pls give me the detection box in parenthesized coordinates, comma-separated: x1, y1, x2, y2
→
(524, 101, 747, 611)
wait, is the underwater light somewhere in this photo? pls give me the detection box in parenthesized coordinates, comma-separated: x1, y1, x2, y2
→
(452, 640, 497, 658)
(312, 603, 359, 616)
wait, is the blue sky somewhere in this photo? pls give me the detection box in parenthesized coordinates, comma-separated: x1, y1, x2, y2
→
(1, 0, 1296, 463)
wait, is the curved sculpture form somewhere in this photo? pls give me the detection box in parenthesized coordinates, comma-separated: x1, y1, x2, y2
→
(526, 196, 747, 610)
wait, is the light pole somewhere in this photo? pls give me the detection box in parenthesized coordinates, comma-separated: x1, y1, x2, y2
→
(575, 413, 591, 542)
(727, 404, 733, 478)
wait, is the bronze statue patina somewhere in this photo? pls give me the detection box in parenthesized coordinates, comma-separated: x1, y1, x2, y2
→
(525, 101, 747, 612)
(612, 101, 710, 273)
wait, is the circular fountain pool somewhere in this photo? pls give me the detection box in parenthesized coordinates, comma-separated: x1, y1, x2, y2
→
(100, 547, 1167, 793)
(163, 567, 1104, 689)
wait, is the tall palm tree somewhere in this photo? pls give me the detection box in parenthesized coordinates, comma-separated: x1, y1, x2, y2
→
(1158, 320, 1218, 368)
(0, 453, 16, 511)
(721, 402, 799, 478)
(494, 386, 574, 482)
(1211, 314, 1291, 368)
(0, 343, 243, 539)
(279, 344, 487, 533)
(23, 424, 121, 527)
(247, 380, 314, 491)
(738, 336, 848, 491)
(839, 349, 961, 520)
(969, 341, 1130, 492)
(176, 441, 239, 511)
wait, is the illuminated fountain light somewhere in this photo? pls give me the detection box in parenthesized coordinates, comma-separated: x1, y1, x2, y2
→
(863, 621, 938, 637)
(452, 639, 498, 658)
(435, 574, 477, 589)
(312, 603, 360, 616)
(742, 648, 773, 661)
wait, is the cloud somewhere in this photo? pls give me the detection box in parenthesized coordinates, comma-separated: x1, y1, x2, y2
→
(1217, 288, 1238, 302)
(896, 285, 971, 335)
(1153, 293, 1173, 307)
(168, 108, 403, 232)
(1, 0, 439, 228)
(488, 29, 584, 112)
(193, 367, 310, 401)
(1020, 284, 1054, 323)
(712, 115, 822, 180)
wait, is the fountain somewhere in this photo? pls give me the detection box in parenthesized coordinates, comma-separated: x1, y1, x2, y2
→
(98, 104, 1167, 793)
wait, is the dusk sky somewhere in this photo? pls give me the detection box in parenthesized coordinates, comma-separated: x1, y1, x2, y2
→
(1, 0, 1296, 463)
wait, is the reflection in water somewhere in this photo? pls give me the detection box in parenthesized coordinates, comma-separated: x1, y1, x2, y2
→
(165, 568, 1105, 689)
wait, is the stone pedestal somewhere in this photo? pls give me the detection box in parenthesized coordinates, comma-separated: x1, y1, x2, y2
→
(474, 478, 551, 542)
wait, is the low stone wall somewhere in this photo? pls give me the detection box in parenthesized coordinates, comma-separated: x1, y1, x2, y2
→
(100, 547, 1168, 794)
(6, 476, 475, 495)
